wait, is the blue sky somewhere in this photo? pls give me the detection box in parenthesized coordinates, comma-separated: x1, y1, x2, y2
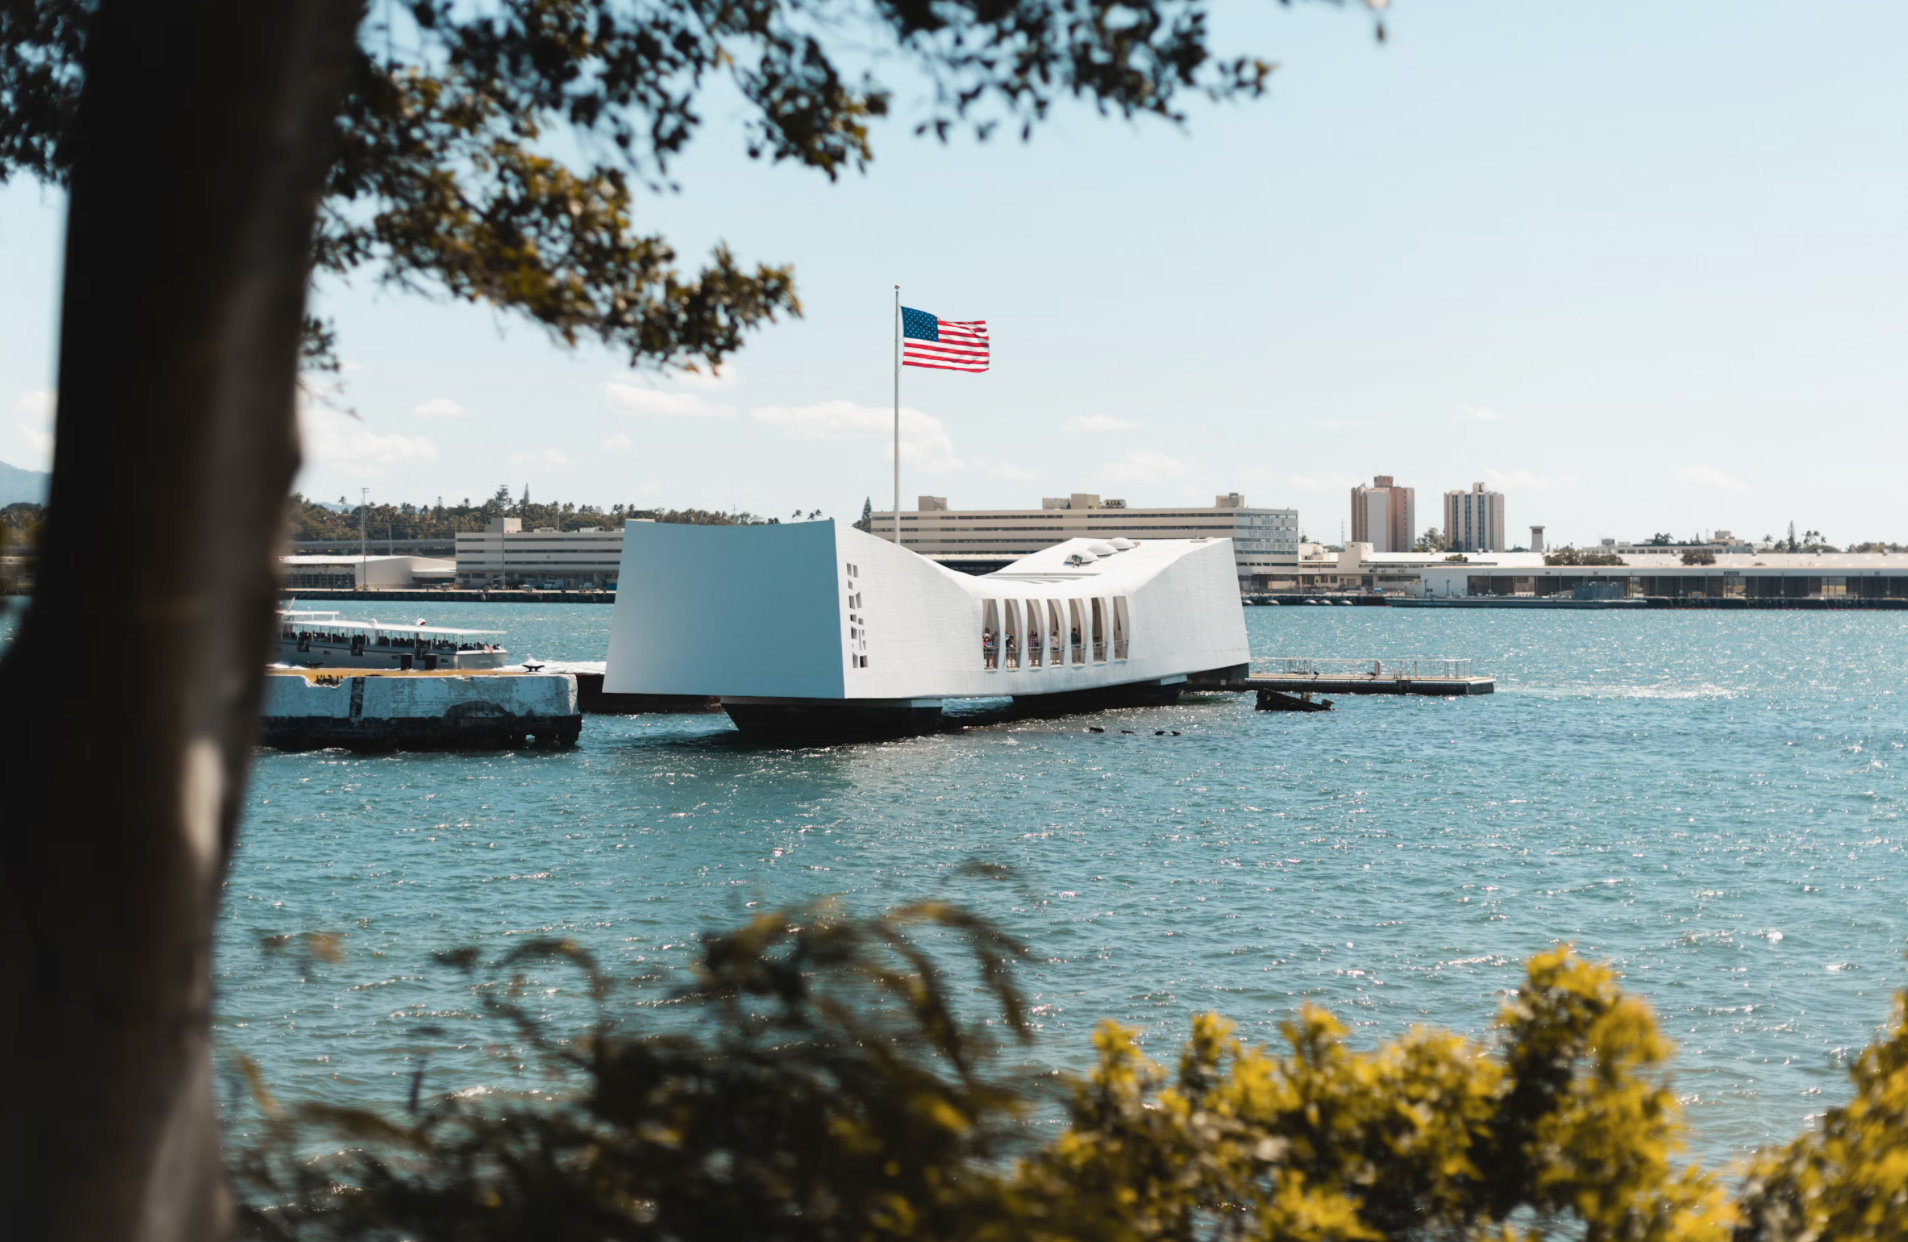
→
(2, 0, 1903, 547)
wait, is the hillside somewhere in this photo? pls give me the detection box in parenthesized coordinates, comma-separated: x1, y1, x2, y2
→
(0, 459, 49, 507)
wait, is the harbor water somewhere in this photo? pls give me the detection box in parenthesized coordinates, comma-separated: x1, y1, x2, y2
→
(14, 602, 1908, 1163)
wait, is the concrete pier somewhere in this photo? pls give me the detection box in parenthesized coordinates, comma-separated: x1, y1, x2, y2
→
(261, 669, 582, 750)
(1193, 673, 1494, 697)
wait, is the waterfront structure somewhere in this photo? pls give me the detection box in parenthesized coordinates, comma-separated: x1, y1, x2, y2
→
(280, 554, 454, 590)
(1443, 483, 1506, 553)
(1415, 550, 1908, 601)
(261, 669, 579, 749)
(605, 519, 1250, 734)
(453, 517, 629, 588)
(1529, 526, 1546, 554)
(1350, 476, 1415, 553)
(1238, 545, 1908, 602)
(868, 492, 1298, 585)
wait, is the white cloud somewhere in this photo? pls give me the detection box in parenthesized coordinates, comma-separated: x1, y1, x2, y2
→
(602, 433, 633, 452)
(975, 458, 1037, 482)
(604, 379, 735, 418)
(1458, 403, 1506, 422)
(752, 400, 964, 472)
(670, 365, 738, 392)
(13, 387, 54, 463)
(510, 448, 570, 467)
(1311, 417, 1377, 430)
(1104, 450, 1189, 483)
(1484, 468, 1575, 493)
(1675, 465, 1748, 491)
(413, 397, 468, 418)
(1065, 414, 1141, 433)
(1287, 473, 1360, 493)
(298, 397, 438, 477)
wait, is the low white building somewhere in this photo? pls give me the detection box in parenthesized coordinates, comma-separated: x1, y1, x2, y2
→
(453, 517, 631, 588)
(870, 492, 1298, 585)
(280, 554, 455, 590)
(1250, 545, 1908, 600)
(1414, 550, 1908, 600)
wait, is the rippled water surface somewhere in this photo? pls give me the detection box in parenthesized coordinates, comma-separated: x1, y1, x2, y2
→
(31, 601, 1908, 1161)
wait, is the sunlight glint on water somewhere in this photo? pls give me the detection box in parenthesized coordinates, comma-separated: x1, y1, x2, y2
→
(9, 602, 1904, 1161)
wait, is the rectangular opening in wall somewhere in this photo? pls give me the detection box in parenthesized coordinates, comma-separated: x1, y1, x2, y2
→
(1068, 600, 1086, 665)
(1090, 598, 1107, 661)
(982, 599, 999, 669)
(1113, 596, 1129, 659)
(1048, 600, 1064, 667)
(1003, 600, 1021, 668)
(1026, 599, 1043, 666)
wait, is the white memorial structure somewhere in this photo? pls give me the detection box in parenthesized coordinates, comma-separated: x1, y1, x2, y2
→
(604, 520, 1250, 734)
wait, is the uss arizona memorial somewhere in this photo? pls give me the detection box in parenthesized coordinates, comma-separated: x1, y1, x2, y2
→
(604, 520, 1250, 733)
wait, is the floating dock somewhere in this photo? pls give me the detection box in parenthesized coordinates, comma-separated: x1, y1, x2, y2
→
(1190, 658, 1494, 698)
(261, 669, 582, 750)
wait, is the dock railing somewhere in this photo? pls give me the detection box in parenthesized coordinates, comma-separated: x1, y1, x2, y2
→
(1254, 657, 1476, 680)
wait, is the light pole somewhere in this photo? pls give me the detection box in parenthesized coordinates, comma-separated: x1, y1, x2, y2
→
(358, 487, 368, 591)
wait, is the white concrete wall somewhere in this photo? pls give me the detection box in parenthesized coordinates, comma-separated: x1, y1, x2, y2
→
(263, 673, 577, 719)
(362, 674, 575, 718)
(264, 675, 353, 718)
(605, 520, 847, 698)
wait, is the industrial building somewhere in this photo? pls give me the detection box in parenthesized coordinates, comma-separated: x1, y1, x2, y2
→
(1249, 544, 1908, 601)
(1414, 550, 1908, 600)
(279, 554, 455, 590)
(870, 493, 1299, 586)
(453, 517, 629, 588)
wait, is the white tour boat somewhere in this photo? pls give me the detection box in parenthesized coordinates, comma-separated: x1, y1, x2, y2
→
(276, 611, 509, 670)
(602, 519, 1249, 734)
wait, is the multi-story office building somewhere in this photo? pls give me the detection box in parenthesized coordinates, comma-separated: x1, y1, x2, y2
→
(1443, 483, 1506, 553)
(870, 493, 1299, 586)
(453, 517, 630, 587)
(280, 554, 454, 590)
(1349, 475, 1416, 552)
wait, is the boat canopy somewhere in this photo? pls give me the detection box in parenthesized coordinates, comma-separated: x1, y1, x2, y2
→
(281, 618, 504, 637)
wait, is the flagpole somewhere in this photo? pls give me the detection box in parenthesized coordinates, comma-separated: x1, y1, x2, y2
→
(892, 285, 901, 546)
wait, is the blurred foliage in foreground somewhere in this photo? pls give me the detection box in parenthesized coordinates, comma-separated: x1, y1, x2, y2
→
(232, 902, 1908, 1241)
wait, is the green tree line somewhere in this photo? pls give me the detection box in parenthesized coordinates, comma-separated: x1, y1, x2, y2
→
(285, 489, 774, 541)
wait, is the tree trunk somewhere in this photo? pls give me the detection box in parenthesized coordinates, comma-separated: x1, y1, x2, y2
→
(0, 2, 358, 1237)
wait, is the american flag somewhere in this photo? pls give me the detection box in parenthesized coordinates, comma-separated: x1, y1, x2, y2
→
(902, 306, 989, 372)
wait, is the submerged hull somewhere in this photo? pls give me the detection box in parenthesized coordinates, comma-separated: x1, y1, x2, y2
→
(605, 520, 1250, 735)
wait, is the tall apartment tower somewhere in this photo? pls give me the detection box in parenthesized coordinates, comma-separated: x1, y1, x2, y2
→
(1349, 475, 1416, 553)
(1443, 482, 1506, 553)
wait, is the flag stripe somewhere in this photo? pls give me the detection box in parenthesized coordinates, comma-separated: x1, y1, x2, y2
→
(901, 310, 989, 372)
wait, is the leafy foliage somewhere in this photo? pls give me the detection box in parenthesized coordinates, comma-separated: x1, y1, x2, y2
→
(1545, 547, 1627, 567)
(235, 901, 1036, 1241)
(1735, 995, 1908, 1242)
(1680, 550, 1716, 566)
(232, 907, 1782, 1242)
(2, 0, 1359, 372)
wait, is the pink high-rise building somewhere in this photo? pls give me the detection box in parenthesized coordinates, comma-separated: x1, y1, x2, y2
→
(1350, 475, 1416, 552)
